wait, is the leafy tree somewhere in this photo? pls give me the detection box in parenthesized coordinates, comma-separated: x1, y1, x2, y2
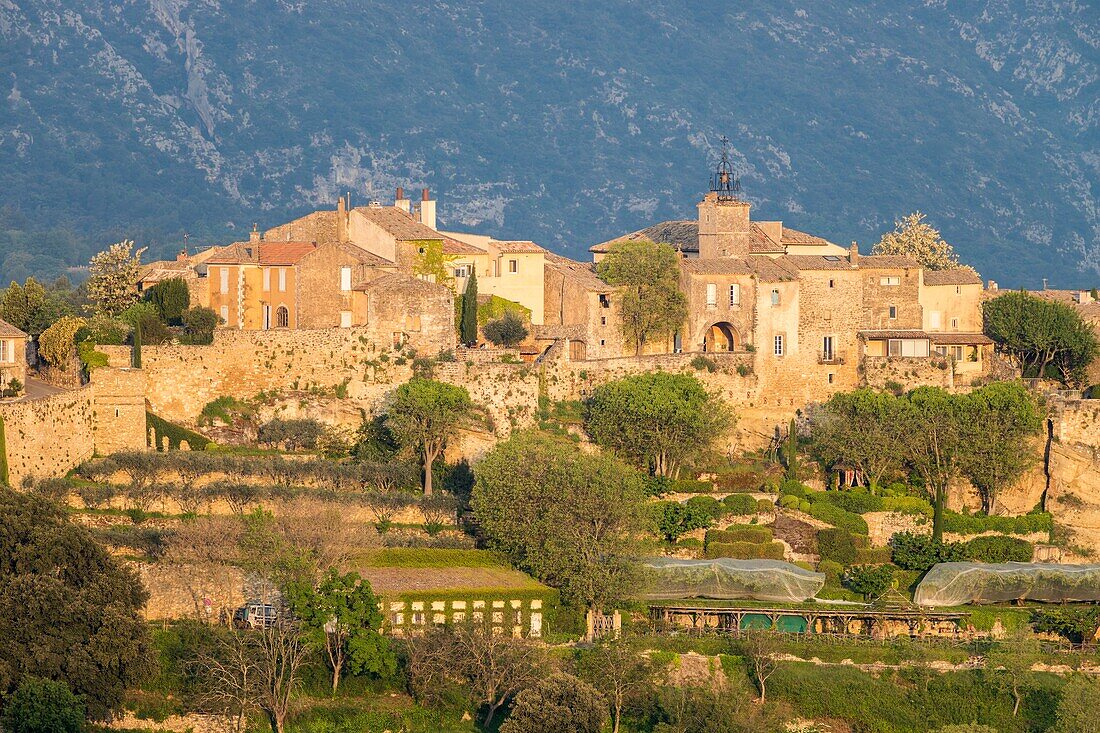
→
(0, 488, 153, 719)
(986, 627, 1042, 717)
(585, 372, 731, 477)
(1, 678, 85, 733)
(958, 382, 1043, 514)
(482, 310, 528, 347)
(500, 672, 607, 733)
(871, 212, 970, 271)
(1052, 676, 1100, 733)
(385, 378, 476, 495)
(37, 315, 84, 368)
(576, 640, 654, 733)
(472, 431, 649, 610)
(736, 630, 781, 703)
(181, 306, 218, 344)
(86, 240, 145, 317)
(596, 239, 687, 355)
(285, 569, 394, 694)
(143, 276, 190, 325)
(843, 564, 894, 601)
(406, 621, 546, 727)
(1031, 606, 1100, 644)
(0, 277, 70, 336)
(984, 291, 1099, 387)
(901, 387, 966, 542)
(460, 270, 478, 344)
(889, 532, 966, 572)
(811, 388, 910, 493)
(654, 500, 712, 543)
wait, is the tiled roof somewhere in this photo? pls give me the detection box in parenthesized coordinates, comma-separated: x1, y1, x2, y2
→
(779, 255, 855, 271)
(493, 240, 547, 254)
(923, 268, 983, 286)
(264, 210, 340, 245)
(442, 237, 484, 255)
(858, 255, 920, 269)
(929, 333, 994, 345)
(534, 323, 587, 340)
(748, 223, 786, 253)
(207, 241, 318, 265)
(859, 329, 929, 340)
(681, 257, 797, 282)
(353, 272, 449, 295)
(545, 253, 610, 292)
(0, 318, 27, 338)
(353, 206, 441, 241)
(332, 243, 392, 266)
(780, 227, 834, 247)
(590, 220, 698, 253)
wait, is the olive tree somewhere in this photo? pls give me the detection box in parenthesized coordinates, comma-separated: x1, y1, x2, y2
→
(596, 239, 687, 355)
(385, 378, 476, 495)
(810, 388, 910, 493)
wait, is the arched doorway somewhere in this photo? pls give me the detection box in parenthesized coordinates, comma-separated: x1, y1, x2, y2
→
(275, 305, 290, 328)
(704, 322, 738, 352)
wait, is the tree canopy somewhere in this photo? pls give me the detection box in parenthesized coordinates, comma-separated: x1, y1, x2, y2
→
(385, 378, 476, 495)
(596, 239, 687, 355)
(811, 389, 911, 493)
(0, 277, 73, 336)
(459, 270, 478, 345)
(143, 276, 190, 325)
(585, 372, 732, 477)
(500, 672, 607, 733)
(0, 489, 153, 719)
(983, 291, 1098, 387)
(871, 212, 971, 272)
(471, 431, 649, 610)
(483, 310, 528, 347)
(86, 240, 145, 317)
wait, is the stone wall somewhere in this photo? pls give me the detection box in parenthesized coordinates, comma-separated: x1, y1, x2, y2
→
(862, 356, 955, 391)
(91, 367, 148, 456)
(138, 562, 278, 622)
(1052, 397, 1100, 451)
(0, 387, 95, 486)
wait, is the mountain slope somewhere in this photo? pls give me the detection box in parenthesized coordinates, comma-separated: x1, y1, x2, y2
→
(0, 1, 1096, 286)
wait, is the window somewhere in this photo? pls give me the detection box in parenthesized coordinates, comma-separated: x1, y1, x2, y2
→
(0, 340, 8, 362)
(706, 283, 717, 307)
(219, 305, 229, 323)
(275, 305, 289, 328)
(888, 305, 897, 320)
(828, 373, 834, 384)
(950, 317, 959, 330)
(729, 284, 741, 306)
(771, 289, 781, 306)
(340, 311, 352, 328)
(600, 316, 606, 326)
(929, 311, 942, 329)
(453, 264, 469, 278)
(887, 339, 930, 357)
(822, 335, 834, 361)
(828, 279, 835, 288)
(278, 268, 287, 292)
(340, 266, 352, 292)
(774, 335, 784, 356)
(599, 294, 610, 309)
(880, 276, 901, 286)
(599, 339, 605, 346)
(950, 345, 965, 361)
(508, 259, 518, 273)
(263, 267, 271, 291)
(219, 267, 229, 294)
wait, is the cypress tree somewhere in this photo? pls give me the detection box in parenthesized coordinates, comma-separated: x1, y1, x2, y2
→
(132, 321, 142, 369)
(784, 418, 799, 480)
(0, 416, 8, 486)
(460, 270, 479, 345)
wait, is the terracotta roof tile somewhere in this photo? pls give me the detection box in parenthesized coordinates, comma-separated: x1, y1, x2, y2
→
(859, 329, 930, 339)
(922, 268, 983, 286)
(929, 333, 994, 345)
(353, 206, 442, 241)
(0, 318, 27, 338)
(590, 220, 698, 253)
(858, 255, 920, 269)
(442, 237, 484, 255)
(545, 253, 610, 292)
(207, 241, 318, 265)
(778, 255, 855, 271)
(492, 240, 547, 254)
(780, 227, 834, 247)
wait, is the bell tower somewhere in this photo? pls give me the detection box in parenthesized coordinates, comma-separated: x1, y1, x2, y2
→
(697, 137, 751, 258)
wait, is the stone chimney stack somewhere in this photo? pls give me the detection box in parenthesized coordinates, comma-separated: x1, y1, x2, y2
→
(250, 223, 261, 243)
(419, 188, 437, 230)
(336, 196, 347, 242)
(394, 187, 411, 214)
(848, 241, 859, 268)
(176, 249, 188, 263)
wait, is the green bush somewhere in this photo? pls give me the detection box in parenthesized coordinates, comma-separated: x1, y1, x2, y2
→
(257, 418, 324, 450)
(721, 493, 759, 515)
(798, 499, 812, 513)
(673, 478, 715, 493)
(882, 495, 935, 516)
(1, 678, 85, 733)
(818, 490, 884, 514)
(197, 396, 254, 426)
(942, 511, 1053, 536)
(180, 307, 218, 344)
(143, 277, 190, 325)
(779, 494, 801, 509)
(706, 526, 773, 545)
(685, 495, 724, 520)
(888, 532, 967, 572)
(676, 537, 703, 550)
(778, 479, 810, 498)
(818, 559, 844, 581)
(756, 498, 775, 513)
(963, 535, 1033, 563)
(703, 540, 785, 560)
(690, 354, 718, 372)
(654, 501, 712, 542)
(843, 564, 895, 599)
(1031, 606, 1100, 643)
(817, 528, 858, 565)
(854, 547, 893, 564)
(807, 501, 869, 534)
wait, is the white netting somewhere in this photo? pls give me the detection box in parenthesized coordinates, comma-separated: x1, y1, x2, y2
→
(914, 562, 1100, 606)
(639, 558, 826, 602)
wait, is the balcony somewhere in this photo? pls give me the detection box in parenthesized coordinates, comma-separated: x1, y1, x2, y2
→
(818, 350, 846, 365)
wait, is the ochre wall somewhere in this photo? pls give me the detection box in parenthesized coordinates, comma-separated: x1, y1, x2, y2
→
(0, 387, 95, 486)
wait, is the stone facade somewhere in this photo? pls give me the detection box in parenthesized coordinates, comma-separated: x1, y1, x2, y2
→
(0, 387, 95, 486)
(91, 367, 148, 456)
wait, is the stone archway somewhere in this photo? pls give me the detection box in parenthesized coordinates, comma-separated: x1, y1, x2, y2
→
(703, 322, 739, 352)
(275, 305, 290, 328)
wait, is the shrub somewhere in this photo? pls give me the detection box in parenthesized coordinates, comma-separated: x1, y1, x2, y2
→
(817, 528, 857, 565)
(198, 396, 254, 426)
(82, 314, 130, 345)
(778, 479, 810, 498)
(180, 307, 218, 344)
(807, 501, 869, 535)
(722, 493, 759, 515)
(684, 495, 724, 521)
(704, 541, 785, 560)
(676, 537, 703, 550)
(690, 355, 717, 372)
(963, 535, 1033, 563)
(779, 494, 801, 509)
(76, 483, 117, 510)
(713, 471, 763, 493)
(942, 511, 1053, 537)
(854, 547, 893, 564)
(655, 501, 712, 542)
(756, 498, 775, 513)
(706, 526, 773, 545)
(1, 678, 85, 733)
(674, 478, 715, 494)
(881, 495, 935, 516)
(482, 310, 528, 347)
(819, 490, 884, 515)
(39, 316, 84, 368)
(76, 340, 109, 371)
(644, 475, 674, 497)
(843, 564, 895, 600)
(888, 532, 967, 572)
(1031, 606, 1100, 643)
(818, 559, 844, 581)
(143, 277, 190, 325)
(257, 418, 324, 450)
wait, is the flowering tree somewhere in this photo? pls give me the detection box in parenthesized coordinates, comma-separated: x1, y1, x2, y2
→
(872, 212, 974, 272)
(87, 240, 146, 316)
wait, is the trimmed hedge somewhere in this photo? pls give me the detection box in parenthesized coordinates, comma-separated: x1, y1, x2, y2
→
(854, 547, 893, 565)
(722, 493, 760, 515)
(704, 541, 785, 560)
(706, 526, 773, 545)
(807, 501, 869, 534)
(881, 496, 935, 516)
(942, 511, 1052, 537)
(817, 528, 857, 565)
(146, 412, 212, 451)
(684, 495, 724, 520)
(963, 535, 1034, 563)
(673, 478, 715, 493)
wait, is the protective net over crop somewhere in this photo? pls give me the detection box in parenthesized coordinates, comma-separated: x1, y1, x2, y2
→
(914, 562, 1100, 606)
(638, 558, 825, 602)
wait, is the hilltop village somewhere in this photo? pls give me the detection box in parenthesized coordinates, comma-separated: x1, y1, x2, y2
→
(2, 161, 1100, 733)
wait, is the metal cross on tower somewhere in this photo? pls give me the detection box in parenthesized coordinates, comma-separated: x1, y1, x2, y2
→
(710, 136, 742, 201)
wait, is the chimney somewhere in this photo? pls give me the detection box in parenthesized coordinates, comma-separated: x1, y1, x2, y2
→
(176, 249, 188, 263)
(394, 187, 410, 214)
(848, 241, 859, 268)
(419, 188, 437, 230)
(336, 196, 347, 242)
(250, 223, 261, 243)
(1042, 278, 1048, 291)
(987, 280, 998, 291)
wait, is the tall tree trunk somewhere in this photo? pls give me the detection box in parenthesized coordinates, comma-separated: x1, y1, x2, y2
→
(932, 488, 945, 543)
(423, 450, 433, 496)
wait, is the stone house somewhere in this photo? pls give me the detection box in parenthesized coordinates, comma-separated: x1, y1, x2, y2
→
(0, 318, 27, 389)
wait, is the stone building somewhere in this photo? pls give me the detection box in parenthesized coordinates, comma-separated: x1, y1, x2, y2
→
(0, 318, 27, 389)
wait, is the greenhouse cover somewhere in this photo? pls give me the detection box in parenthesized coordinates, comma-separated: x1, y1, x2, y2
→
(914, 562, 1100, 606)
(639, 558, 825, 603)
